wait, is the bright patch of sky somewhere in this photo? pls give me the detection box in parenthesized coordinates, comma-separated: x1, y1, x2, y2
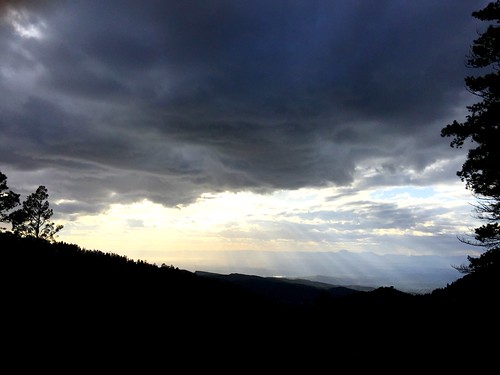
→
(58, 182, 480, 266)
(4, 8, 46, 39)
(372, 186, 437, 200)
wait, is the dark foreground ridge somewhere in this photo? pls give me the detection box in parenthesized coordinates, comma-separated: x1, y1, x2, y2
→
(2, 232, 499, 364)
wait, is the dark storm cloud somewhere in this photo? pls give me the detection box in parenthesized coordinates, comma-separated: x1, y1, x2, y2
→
(0, 0, 490, 212)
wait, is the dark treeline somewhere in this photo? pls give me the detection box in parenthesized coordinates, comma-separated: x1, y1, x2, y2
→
(3, 231, 498, 349)
(1, 232, 307, 343)
(2, 231, 291, 324)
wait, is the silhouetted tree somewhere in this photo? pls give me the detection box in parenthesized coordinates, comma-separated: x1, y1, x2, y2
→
(10, 185, 63, 242)
(0, 170, 20, 230)
(453, 246, 500, 274)
(441, 0, 500, 253)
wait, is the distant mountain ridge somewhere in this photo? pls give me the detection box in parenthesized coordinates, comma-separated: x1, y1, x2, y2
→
(195, 271, 374, 307)
(173, 249, 469, 293)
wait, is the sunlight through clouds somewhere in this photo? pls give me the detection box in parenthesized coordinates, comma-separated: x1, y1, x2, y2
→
(59, 180, 481, 265)
(4, 7, 46, 39)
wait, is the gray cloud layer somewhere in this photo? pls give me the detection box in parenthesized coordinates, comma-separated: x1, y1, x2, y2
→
(0, 0, 488, 213)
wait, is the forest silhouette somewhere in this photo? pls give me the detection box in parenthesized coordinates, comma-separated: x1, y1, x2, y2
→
(2, 231, 498, 346)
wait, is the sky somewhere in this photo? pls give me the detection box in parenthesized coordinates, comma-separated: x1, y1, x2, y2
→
(0, 0, 492, 291)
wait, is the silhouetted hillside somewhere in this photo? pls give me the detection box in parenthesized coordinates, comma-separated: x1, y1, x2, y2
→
(2, 231, 499, 362)
(195, 271, 366, 307)
(1, 232, 290, 317)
